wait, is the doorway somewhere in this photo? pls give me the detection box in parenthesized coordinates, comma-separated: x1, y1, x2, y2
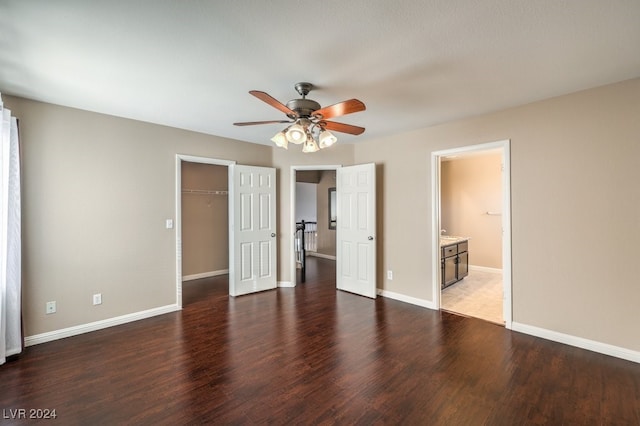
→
(181, 162, 229, 280)
(295, 169, 338, 283)
(290, 165, 340, 287)
(175, 155, 235, 308)
(290, 164, 377, 299)
(431, 140, 512, 328)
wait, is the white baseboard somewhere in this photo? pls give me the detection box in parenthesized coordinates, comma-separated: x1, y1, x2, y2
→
(278, 281, 294, 288)
(512, 322, 640, 364)
(377, 288, 437, 310)
(24, 304, 180, 347)
(308, 252, 336, 260)
(182, 269, 229, 282)
(378, 288, 638, 364)
(469, 265, 502, 274)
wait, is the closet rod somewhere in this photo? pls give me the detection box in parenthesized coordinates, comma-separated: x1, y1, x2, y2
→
(182, 189, 228, 195)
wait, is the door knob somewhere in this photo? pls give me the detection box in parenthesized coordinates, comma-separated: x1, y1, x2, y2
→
(271, 233, 276, 237)
(368, 236, 374, 240)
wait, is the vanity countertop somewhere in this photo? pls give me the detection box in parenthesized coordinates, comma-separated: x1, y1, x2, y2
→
(439, 236, 469, 247)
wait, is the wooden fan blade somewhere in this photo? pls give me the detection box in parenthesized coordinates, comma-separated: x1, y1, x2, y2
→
(322, 121, 365, 135)
(234, 120, 292, 126)
(313, 99, 365, 120)
(249, 91, 297, 116)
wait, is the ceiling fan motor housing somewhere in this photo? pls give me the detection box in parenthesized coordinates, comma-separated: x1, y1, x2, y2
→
(286, 98, 321, 119)
(234, 81, 365, 137)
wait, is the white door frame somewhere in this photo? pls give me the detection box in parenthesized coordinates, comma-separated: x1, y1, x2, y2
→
(175, 154, 236, 308)
(430, 140, 512, 328)
(289, 165, 341, 287)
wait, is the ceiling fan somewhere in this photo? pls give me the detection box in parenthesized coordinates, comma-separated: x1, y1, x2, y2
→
(234, 82, 366, 152)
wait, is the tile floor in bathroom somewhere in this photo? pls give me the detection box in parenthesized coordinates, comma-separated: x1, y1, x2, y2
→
(441, 269, 503, 325)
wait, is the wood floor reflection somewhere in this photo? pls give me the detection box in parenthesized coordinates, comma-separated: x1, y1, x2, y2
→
(1, 257, 639, 424)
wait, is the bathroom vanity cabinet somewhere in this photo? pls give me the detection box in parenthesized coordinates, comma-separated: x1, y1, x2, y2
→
(440, 238, 469, 289)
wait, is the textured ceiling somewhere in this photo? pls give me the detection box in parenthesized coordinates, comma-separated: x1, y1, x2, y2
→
(1, 1, 639, 146)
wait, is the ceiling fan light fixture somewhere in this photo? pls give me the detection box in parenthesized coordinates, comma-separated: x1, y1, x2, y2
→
(271, 131, 288, 149)
(302, 137, 319, 153)
(285, 122, 306, 144)
(234, 83, 366, 153)
(318, 129, 337, 149)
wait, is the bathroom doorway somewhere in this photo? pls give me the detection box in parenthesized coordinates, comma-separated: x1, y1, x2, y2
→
(431, 140, 512, 328)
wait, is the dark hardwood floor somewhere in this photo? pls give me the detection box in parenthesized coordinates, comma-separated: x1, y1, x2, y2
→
(2, 257, 639, 424)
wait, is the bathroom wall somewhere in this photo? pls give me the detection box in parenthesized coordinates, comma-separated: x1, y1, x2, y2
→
(441, 152, 502, 269)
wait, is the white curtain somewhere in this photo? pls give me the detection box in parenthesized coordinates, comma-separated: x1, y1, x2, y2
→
(0, 94, 22, 365)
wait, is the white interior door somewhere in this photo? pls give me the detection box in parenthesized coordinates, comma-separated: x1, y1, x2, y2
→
(228, 165, 277, 296)
(336, 163, 376, 298)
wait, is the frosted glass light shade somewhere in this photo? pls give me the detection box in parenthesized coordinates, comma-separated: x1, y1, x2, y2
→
(318, 129, 337, 148)
(285, 123, 306, 144)
(302, 137, 319, 153)
(271, 131, 288, 149)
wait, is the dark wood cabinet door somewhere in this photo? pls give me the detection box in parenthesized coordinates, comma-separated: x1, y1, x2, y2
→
(457, 251, 468, 279)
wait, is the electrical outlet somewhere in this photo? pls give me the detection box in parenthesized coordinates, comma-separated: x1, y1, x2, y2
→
(387, 270, 393, 280)
(46, 301, 56, 314)
(93, 293, 102, 305)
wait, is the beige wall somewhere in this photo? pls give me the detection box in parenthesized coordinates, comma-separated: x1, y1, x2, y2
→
(355, 78, 640, 352)
(441, 153, 502, 269)
(315, 170, 337, 256)
(181, 162, 228, 276)
(5, 96, 271, 336)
